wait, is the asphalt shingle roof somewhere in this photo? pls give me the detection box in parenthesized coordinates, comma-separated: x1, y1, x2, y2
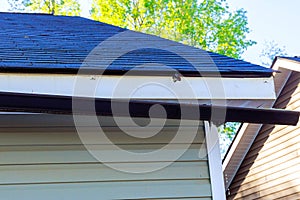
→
(0, 12, 274, 77)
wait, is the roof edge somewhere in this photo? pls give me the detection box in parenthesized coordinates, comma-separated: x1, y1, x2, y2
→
(0, 66, 274, 78)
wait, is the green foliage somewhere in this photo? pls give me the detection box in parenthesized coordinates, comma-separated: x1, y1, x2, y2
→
(218, 122, 241, 158)
(91, 0, 255, 58)
(260, 40, 288, 67)
(7, 0, 25, 11)
(218, 122, 240, 139)
(8, 0, 81, 16)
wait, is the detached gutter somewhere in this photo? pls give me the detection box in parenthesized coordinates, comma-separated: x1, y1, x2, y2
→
(0, 92, 298, 126)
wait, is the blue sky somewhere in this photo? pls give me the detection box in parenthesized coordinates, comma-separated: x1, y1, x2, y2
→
(228, 0, 300, 64)
(1, 0, 299, 65)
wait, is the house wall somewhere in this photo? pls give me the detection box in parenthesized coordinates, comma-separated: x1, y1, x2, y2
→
(0, 114, 212, 199)
(227, 71, 300, 199)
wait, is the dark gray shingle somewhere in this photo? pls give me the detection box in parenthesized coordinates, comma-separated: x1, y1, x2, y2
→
(0, 12, 273, 77)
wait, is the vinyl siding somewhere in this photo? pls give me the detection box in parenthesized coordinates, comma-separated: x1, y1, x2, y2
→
(0, 115, 212, 200)
(227, 71, 300, 199)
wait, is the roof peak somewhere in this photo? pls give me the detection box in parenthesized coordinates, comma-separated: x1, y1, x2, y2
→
(0, 11, 54, 16)
(0, 12, 87, 19)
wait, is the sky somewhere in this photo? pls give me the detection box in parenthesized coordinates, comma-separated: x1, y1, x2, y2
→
(227, 0, 300, 64)
(0, 0, 299, 65)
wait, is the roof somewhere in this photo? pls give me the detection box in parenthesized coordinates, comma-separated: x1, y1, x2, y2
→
(0, 12, 273, 77)
(280, 56, 300, 63)
(223, 56, 300, 190)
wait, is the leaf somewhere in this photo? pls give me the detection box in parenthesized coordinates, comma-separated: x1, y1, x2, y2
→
(90, 0, 255, 58)
(8, 0, 81, 16)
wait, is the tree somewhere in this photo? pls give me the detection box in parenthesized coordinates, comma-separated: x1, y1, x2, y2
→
(91, 0, 255, 58)
(7, 0, 81, 16)
(7, 0, 25, 11)
(218, 122, 240, 158)
(260, 40, 288, 67)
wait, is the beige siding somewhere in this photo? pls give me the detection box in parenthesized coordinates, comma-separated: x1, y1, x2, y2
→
(0, 115, 212, 200)
(228, 71, 300, 200)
